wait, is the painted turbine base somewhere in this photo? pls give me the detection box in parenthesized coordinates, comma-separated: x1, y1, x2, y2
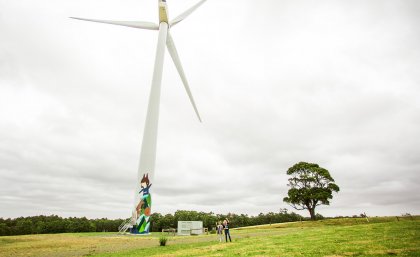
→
(131, 173, 152, 234)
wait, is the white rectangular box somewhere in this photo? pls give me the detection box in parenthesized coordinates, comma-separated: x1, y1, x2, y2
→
(177, 221, 203, 236)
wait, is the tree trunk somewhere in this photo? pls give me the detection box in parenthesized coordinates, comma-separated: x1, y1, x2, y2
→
(308, 208, 316, 220)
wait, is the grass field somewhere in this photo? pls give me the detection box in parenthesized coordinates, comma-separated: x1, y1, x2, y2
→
(0, 217, 418, 257)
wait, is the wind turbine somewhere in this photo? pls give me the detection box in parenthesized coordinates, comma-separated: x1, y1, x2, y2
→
(71, 0, 207, 234)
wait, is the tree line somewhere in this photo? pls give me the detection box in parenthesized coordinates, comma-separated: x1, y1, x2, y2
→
(150, 209, 303, 233)
(0, 210, 303, 236)
(0, 215, 124, 236)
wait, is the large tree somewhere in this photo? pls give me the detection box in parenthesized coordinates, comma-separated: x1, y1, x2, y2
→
(283, 162, 340, 220)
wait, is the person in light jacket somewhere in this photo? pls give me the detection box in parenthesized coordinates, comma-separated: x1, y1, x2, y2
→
(216, 221, 224, 242)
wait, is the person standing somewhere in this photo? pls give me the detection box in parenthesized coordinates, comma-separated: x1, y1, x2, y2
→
(216, 221, 224, 242)
(223, 218, 232, 242)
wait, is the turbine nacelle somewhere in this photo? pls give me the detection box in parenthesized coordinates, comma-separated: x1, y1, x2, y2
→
(159, 0, 169, 24)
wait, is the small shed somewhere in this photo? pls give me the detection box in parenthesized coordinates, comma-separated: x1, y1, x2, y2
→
(177, 221, 203, 236)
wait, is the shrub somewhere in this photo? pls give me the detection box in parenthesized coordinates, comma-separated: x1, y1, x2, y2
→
(159, 236, 168, 246)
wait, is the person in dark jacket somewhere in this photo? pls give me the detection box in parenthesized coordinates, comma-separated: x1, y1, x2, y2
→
(223, 218, 232, 242)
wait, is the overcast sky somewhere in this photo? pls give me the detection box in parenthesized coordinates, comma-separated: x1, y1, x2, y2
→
(0, 0, 419, 219)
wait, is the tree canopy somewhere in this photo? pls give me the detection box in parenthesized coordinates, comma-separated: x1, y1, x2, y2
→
(283, 162, 340, 220)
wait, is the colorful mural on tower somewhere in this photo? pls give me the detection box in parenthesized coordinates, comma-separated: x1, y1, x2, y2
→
(132, 173, 152, 234)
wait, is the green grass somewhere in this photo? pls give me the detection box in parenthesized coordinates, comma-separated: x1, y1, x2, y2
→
(0, 216, 418, 257)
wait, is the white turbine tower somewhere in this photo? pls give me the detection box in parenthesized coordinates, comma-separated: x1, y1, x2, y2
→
(71, 0, 207, 234)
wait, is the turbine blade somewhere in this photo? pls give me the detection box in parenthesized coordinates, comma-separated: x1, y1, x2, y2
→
(70, 17, 159, 30)
(166, 32, 202, 122)
(169, 0, 207, 27)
